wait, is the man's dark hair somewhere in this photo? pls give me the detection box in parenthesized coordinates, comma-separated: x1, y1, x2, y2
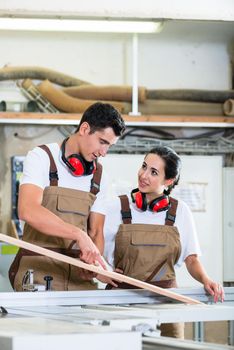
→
(76, 102, 125, 136)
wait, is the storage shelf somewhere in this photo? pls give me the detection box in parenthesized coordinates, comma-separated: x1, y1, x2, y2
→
(0, 112, 234, 128)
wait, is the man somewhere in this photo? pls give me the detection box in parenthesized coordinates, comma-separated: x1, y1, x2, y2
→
(9, 102, 125, 291)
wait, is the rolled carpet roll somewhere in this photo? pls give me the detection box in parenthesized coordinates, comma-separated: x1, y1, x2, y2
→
(122, 99, 223, 116)
(37, 80, 124, 113)
(63, 85, 146, 103)
(0, 66, 89, 87)
(146, 89, 234, 103)
(223, 99, 234, 116)
(21, 79, 59, 113)
(21, 78, 34, 90)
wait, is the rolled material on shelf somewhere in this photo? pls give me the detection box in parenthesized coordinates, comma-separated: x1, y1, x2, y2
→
(122, 99, 223, 116)
(0, 66, 89, 87)
(37, 80, 124, 113)
(21, 79, 59, 113)
(223, 99, 234, 116)
(63, 85, 146, 103)
(146, 89, 234, 103)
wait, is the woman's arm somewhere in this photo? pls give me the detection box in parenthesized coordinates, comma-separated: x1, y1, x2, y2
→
(185, 254, 224, 302)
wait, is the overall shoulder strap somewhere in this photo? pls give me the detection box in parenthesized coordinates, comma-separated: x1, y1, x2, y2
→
(165, 197, 178, 226)
(90, 162, 102, 195)
(38, 145, 59, 186)
(119, 195, 132, 224)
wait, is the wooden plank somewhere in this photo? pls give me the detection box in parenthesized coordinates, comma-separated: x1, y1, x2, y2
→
(0, 112, 80, 120)
(0, 233, 202, 305)
(0, 112, 234, 124)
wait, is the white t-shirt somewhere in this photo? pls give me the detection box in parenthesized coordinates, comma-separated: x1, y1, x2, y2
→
(104, 194, 201, 268)
(21, 143, 109, 215)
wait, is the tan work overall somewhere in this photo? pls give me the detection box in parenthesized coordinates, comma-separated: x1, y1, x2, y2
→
(113, 195, 184, 338)
(9, 145, 102, 291)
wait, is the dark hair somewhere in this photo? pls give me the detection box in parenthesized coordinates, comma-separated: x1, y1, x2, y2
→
(76, 102, 125, 136)
(147, 146, 181, 195)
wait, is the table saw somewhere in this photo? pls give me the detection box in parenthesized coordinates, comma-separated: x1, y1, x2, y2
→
(0, 287, 234, 350)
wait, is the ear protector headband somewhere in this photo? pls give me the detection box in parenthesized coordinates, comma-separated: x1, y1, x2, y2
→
(131, 188, 170, 213)
(61, 138, 96, 176)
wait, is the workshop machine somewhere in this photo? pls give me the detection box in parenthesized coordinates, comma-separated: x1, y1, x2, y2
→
(0, 288, 234, 350)
(0, 234, 234, 350)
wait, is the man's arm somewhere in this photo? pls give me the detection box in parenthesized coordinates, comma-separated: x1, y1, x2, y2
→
(88, 212, 105, 254)
(185, 254, 224, 302)
(18, 183, 106, 268)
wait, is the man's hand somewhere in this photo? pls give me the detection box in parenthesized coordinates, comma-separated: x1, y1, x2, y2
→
(77, 231, 106, 270)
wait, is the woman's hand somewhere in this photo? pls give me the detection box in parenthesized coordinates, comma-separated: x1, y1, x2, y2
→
(185, 255, 225, 303)
(96, 268, 123, 288)
(76, 267, 97, 281)
(96, 274, 118, 287)
(203, 278, 225, 303)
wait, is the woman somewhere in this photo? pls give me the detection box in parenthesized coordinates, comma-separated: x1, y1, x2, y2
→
(102, 146, 224, 338)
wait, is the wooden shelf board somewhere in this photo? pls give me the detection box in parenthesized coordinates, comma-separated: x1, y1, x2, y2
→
(0, 112, 234, 127)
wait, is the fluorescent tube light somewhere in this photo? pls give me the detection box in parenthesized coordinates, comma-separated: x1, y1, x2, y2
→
(0, 18, 163, 33)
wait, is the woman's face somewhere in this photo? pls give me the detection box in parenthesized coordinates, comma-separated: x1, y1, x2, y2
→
(138, 153, 174, 196)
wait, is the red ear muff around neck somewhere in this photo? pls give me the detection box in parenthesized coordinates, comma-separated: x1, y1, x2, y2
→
(131, 188, 170, 213)
(148, 195, 170, 212)
(131, 188, 147, 211)
(67, 155, 86, 176)
(61, 138, 96, 176)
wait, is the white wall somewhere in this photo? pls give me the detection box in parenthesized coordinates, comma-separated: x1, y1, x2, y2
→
(0, 20, 233, 96)
(223, 168, 234, 282)
(175, 155, 223, 287)
(101, 154, 223, 287)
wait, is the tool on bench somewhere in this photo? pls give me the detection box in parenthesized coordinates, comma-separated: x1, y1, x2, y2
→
(21, 269, 53, 291)
(44, 275, 53, 291)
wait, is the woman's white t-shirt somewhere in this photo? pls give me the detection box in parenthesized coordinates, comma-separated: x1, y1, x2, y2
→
(21, 143, 109, 215)
(104, 194, 201, 268)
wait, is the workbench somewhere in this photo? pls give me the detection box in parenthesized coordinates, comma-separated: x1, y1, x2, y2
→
(0, 287, 234, 350)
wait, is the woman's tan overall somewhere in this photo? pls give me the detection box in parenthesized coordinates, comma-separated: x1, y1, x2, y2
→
(9, 145, 102, 291)
(113, 195, 184, 338)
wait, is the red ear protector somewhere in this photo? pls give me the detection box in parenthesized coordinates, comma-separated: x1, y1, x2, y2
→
(131, 188, 170, 213)
(61, 138, 96, 176)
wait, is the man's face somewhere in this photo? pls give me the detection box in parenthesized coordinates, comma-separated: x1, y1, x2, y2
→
(78, 123, 118, 161)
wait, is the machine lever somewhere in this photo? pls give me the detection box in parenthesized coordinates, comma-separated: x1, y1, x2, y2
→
(44, 275, 53, 291)
(0, 306, 8, 316)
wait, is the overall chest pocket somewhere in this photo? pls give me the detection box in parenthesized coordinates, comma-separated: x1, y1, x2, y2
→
(131, 230, 167, 247)
(56, 195, 91, 228)
(127, 231, 169, 279)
